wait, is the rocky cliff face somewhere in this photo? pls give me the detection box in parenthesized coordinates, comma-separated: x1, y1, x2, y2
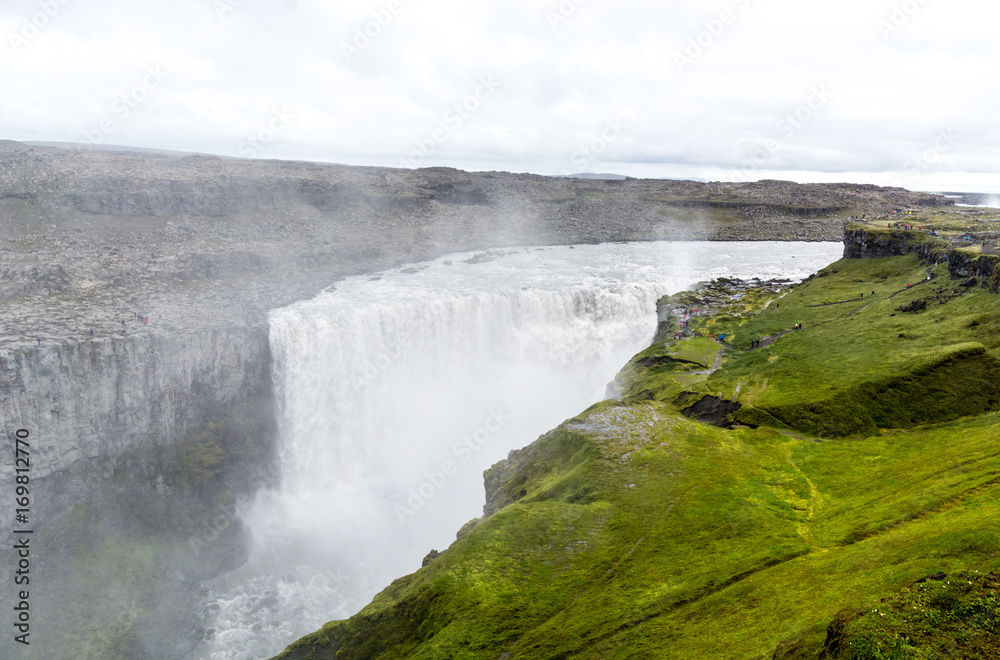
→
(842, 225, 948, 261)
(0, 324, 269, 529)
(948, 250, 1000, 292)
(844, 224, 1000, 292)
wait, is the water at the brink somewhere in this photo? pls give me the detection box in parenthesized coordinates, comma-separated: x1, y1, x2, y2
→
(193, 241, 842, 659)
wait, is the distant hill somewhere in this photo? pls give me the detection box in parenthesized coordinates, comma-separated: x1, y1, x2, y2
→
(0, 139, 954, 343)
(21, 140, 224, 158)
(558, 173, 711, 183)
(559, 172, 630, 180)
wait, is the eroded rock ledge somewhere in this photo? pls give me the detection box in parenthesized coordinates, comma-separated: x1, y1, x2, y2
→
(843, 224, 1000, 292)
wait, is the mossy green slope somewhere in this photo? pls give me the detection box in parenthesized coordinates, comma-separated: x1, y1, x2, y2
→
(686, 255, 1000, 436)
(819, 570, 1000, 659)
(274, 254, 1000, 660)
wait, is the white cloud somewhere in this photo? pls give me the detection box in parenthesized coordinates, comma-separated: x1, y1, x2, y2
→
(0, 0, 997, 190)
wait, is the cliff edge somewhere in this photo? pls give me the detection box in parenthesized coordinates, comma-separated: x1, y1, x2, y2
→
(274, 228, 1000, 659)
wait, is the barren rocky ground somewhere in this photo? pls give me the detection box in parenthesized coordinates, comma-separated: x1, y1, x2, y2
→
(0, 140, 950, 347)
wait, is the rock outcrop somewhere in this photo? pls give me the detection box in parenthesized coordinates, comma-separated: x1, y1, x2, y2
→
(948, 250, 1000, 292)
(844, 223, 1000, 292)
(842, 225, 948, 262)
(0, 325, 270, 529)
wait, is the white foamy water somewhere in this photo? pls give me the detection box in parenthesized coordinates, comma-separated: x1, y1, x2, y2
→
(193, 240, 842, 659)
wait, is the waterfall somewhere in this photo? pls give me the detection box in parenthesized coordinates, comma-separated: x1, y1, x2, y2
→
(194, 241, 843, 659)
(269, 284, 671, 491)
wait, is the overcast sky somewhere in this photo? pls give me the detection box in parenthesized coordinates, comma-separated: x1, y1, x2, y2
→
(2, 0, 998, 192)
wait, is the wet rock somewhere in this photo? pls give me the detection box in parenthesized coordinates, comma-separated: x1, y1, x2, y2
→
(915, 571, 947, 583)
(636, 355, 705, 369)
(897, 298, 927, 312)
(681, 395, 743, 428)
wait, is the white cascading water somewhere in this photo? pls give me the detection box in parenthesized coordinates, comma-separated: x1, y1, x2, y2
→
(194, 240, 843, 659)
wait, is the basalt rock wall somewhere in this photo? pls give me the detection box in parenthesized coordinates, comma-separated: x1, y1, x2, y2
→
(0, 323, 269, 530)
(842, 225, 948, 262)
(844, 224, 1000, 291)
(947, 250, 1000, 292)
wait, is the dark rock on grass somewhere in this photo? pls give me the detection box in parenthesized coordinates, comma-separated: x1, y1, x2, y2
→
(897, 298, 927, 312)
(635, 354, 706, 369)
(914, 571, 947, 583)
(421, 550, 441, 567)
(681, 394, 743, 428)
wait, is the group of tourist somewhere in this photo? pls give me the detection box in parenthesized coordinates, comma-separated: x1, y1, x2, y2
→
(671, 308, 700, 340)
(672, 307, 813, 351)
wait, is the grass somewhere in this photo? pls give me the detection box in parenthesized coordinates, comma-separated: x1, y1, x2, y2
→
(820, 570, 1000, 659)
(273, 250, 1000, 660)
(696, 257, 1000, 436)
(607, 337, 719, 403)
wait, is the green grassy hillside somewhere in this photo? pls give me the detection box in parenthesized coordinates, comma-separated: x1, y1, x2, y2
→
(274, 250, 1000, 659)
